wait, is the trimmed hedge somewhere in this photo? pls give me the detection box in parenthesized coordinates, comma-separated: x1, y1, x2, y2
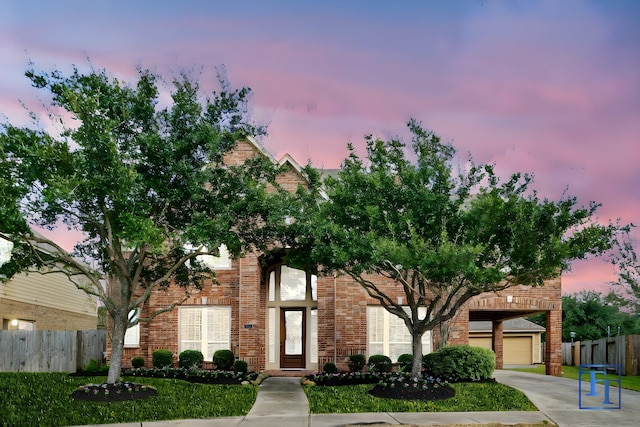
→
(152, 349, 173, 368)
(179, 350, 204, 368)
(397, 353, 413, 371)
(213, 349, 235, 370)
(234, 360, 248, 374)
(131, 357, 145, 368)
(323, 362, 338, 373)
(368, 354, 392, 373)
(422, 345, 495, 382)
(348, 354, 366, 372)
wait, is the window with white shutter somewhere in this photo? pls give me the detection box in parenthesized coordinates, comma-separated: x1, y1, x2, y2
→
(179, 306, 231, 360)
(366, 306, 431, 361)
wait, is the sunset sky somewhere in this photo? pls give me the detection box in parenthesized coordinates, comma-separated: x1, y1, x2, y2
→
(2, 1, 638, 295)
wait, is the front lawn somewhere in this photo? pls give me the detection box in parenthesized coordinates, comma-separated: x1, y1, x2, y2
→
(509, 365, 640, 392)
(304, 381, 537, 413)
(0, 372, 257, 426)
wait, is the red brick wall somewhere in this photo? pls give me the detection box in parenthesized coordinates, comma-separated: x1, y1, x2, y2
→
(109, 140, 563, 375)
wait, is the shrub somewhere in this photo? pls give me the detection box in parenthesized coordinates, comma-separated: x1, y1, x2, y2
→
(213, 349, 235, 370)
(152, 349, 173, 368)
(234, 360, 248, 374)
(348, 354, 366, 372)
(367, 354, 392, 372)
(131, 357, 145, 368)
(179, 350, 204, 368)
(422, 345, 495, 382)
(323, 362, 338, 373)
(82, 359, 99, 373)
(397, 353, 413, 371)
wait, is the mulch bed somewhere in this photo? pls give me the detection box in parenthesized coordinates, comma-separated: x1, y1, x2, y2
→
(368, 383, 455, 401)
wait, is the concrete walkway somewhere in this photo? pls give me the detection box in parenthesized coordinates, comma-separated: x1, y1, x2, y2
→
(75, 370, 640, 426)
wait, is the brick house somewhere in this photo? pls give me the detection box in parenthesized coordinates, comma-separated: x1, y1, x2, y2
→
(118, 138, 562, 376)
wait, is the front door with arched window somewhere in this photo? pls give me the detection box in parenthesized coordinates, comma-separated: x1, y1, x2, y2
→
(265, 264, 318, 370)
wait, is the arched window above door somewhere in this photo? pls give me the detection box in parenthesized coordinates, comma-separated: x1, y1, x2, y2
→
(267, 265, 317, 303)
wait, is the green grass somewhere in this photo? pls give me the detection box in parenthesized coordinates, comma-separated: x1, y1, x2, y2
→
(0, 373, 257, 426)
(509, 365, 640, 392)
(304, 382, 537, 413)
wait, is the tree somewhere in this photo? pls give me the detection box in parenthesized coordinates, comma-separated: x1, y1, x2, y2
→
(609, 238, 640, 315)
(290, 119, 627, 378)
(0, 64, 283, 384)
(530, 291, 640, 341)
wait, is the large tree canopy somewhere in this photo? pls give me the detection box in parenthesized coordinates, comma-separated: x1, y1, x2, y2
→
(0, 65, 284, 383)
(290, 119, 628, 377)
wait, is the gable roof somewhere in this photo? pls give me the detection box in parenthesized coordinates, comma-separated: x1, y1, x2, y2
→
(469, 317, 545, 333)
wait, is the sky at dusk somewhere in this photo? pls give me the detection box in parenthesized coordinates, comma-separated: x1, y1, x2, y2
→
(2, 0, 639, 295)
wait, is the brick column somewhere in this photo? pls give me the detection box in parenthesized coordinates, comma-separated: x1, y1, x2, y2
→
(316, 274, 336, 367)
(545, 309, 562, 376)
(492, 320, 504, 370)
(238, 254, 264, 371)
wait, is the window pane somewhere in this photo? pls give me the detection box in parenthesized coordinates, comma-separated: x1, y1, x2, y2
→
(179, 307, 230, 360)
(367, 307, 384, 343)
(310, 309, 318, 363)
(197, 244, 232, 270)
(268, 308, 276, 363)
(311, 274, 317, 301)
(180, 309, 202, 341)
(284, 311, 303, 355)
(280, 266, 306, 301)
(268, 271, 276, 301)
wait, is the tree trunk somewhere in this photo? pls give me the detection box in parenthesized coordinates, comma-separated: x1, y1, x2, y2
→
(411, 331, 424, 379)
(106, 312, 128, 384)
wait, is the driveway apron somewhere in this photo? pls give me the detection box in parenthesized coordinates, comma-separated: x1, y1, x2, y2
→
(494, 369, 640, 427)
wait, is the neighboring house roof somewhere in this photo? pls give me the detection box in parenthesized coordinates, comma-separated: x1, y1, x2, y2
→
(469, 318, 545, 333)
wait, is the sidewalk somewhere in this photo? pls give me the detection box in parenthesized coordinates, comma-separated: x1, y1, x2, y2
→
(75, 371, 640, 426)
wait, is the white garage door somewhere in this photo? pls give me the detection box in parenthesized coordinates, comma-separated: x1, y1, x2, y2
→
(469, 335, 532, 365)
(504, 336, 532, 365)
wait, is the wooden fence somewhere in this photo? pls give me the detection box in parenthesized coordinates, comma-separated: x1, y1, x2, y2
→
(561, 334, 640, 376)
(0, 329, 106, 373)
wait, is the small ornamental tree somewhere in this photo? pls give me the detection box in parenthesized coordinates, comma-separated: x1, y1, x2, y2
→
(290, 119, 628, 378)
(0, 64, 284, 384)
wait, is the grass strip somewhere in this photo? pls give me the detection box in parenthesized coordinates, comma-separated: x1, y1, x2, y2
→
(304, 382, 537, 414)
(0, 373, 257, 426)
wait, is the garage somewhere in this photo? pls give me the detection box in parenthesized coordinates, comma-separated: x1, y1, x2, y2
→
(469, 318, 543, 365)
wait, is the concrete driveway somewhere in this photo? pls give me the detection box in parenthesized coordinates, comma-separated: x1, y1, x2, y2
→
(494, 369, 640, 427)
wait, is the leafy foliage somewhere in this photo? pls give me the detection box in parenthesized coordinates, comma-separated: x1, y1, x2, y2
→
(179, 350, 204, 368)
(348, 354, 367, 372)
(131, 357, 145, 368)
(528, 290, 640, 341)
(423, 345, 495, 382)
(213, 349, 235, 370)
(397, 353, 413, 371)
(233, 360, 248, 374)
(288, 118, 628, 377)
(609, 238, 640, 315)
(323, 362, 338, 373)
(152, 349, 173, 368)
(121, 366, 255, 383)
(368, 354, 392, 373)
(0, 63, 283, 383)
